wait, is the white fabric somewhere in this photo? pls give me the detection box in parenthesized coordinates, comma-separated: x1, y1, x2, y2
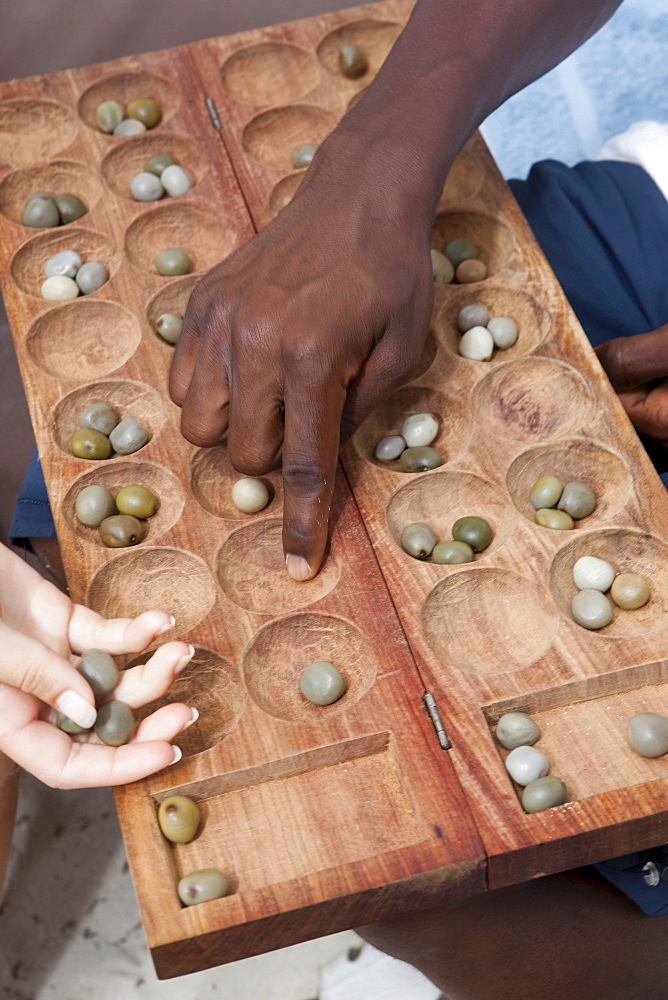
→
(596, 120, 668, 203)
(319, 943, 442, 1000)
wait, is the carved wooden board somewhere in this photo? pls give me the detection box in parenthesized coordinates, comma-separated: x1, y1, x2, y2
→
(1, 0, 668, 980)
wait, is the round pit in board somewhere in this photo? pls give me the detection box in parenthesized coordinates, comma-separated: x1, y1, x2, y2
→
(316, 18, 402, 79)
(242, 105, 337, 172)
(220, 41, 322, 106)
(431, 210, 515, 283)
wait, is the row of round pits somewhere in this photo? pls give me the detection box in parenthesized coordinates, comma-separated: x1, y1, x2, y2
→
(27, 300, 140, 380)
(64, 461, 182, 548)
(433, 287, 548, 363)
(124, 202, 239, 276)
(190, 446, 282, 520)
(431, 211, 515, 282)
(220, 18, 400, 106)
(550, 528, 668, 637)
(78, 73, 176, 135)
(53, 380, 163, 455)
(11, 227, 119, 299)
(388, 472, 512, 562)
(101, 133, 206, 201)
(0, 98, 79, 167)
(0, 161, 102, 227)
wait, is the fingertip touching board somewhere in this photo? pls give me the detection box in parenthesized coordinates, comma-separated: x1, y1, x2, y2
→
(0, 2, 487, 980)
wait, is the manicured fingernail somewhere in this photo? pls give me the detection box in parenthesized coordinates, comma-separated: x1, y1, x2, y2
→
(171, 745, 183, 764)
(175, 645, 195, 675)
(55, 690, 97, 731)
(286, 554, 312, 581)
(156, 615, 177, 637)
(185, 707, 199, 728)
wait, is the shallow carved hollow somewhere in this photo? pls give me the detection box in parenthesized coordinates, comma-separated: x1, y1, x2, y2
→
(77, 72, 177, 132)
(316, 18, 402, 79)
(191, 446, 281, 520)
(242, 105, 336, 170)
(431, 210, 516, 279)
(52, 378, 165, 456)
(432, 285, 550, 362)
(549, 528, 668, 637)
(267, 171, 304, 218)
(124, 202, 241, 275)
(438, 149, 485, 206)
(0, 99, 79, 167)
(243, 612, 377, 721)
(146, 274, 199, 344)
(100, 132, 208, 200)
(221, 42, 321, 105)
(0, 160, 102, 225)
(10, 226, 119, 298)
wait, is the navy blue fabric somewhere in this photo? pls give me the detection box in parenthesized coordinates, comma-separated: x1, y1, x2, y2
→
(9, 450, 56, 544)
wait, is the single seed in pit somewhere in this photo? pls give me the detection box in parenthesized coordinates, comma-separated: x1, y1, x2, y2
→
(457, 303, 489, 333)
(458, 325, 494, 361)
(75, 484, 117, 527)
(338, 44, 369, 79)
(571, 589, 613, 629)
(487, 316, 518, 350)
(401, 412, 439, 448)
(178, 869, 230, 906)
(95, 100, 124, 134)
(115, 485, 158, 520)
(299, 661, 347, 706)
(44, 249, 83, 279)
(41, 275, 79, 300)
(77, 648, 119, 698)
(611, 573, 650, 610)
(22, 193, 60, 228)
(505, 745, 550, 786)
(534, 508, 574, 530)
(144, 152, 177, 176)
(521, 775, 567, 813)
(99, 514, 144, 548)
(530, 475, 563, 510)
(431, 249, 454, 284)
(109, 416, 149, 455)
(400, 446, 443, 473)
(374, 434, 406, 462)
(94, 700, 135, 746)
(156, 312, 183, 344)
(231, 478, 270, 514)
(70, 427, 112, 460)
(76, 261, 109, 294)
(158, 795, 201, 843)
(130, 171, 164, 202)
(456, 258, 487, 284)
(495, 712, 540, 750)
(445, 237, 477, 268)
(126, 97, 162, 129)
(400, 522, 438, 560)
(432, 540, 474, 564)
(113, 118, 146, 137)
(572, 555, 615, 592)
(291, 143, 317, 169)
(161, 165, 193, 197)
(55, 193, 87, 224)
(79, 401, 119, 436)
(155, 248, 191, 276)
(627, 713, 668, 758)
(452, 515, 492, 552)
(557, 481, 597, 519)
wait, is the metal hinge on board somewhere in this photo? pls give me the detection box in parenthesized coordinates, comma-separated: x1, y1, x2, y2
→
(423, 692, 451, 750)
(205, 97, 222, 130)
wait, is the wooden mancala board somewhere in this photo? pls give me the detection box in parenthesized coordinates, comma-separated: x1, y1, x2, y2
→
(1, 0, 668, 979)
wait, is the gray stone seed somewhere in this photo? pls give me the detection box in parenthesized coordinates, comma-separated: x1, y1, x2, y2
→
(299, 661, 347, 706)
(178, 869, 230, 906)
(44, 249, 83, 279)
(74, 484, 117, 527)
(22, 194, 60, 228)
(558, 481, 597, 519)
(495, 711, 540, 750)
(130, 171, 164, 202)
(521, 776, 567, 813)
(75, 261, 109, 294)
(156, 312, 183, 345)
(155, 248, 191, 276)
(400, 522, 438, 560)
(457, 303, 489, 333)
(487, 316, 518, 350)
(94, 700, 135, 746)
(79, 401, 119, 436)
(399, 446, 443, 473)
(571, 589, 613, 630)
(113, 118, 146, 137)
(290, 143, 318, 169)
(374, 435, 406, 462)
(109, 416, 149, 455)
(627, 713, 668, 758)
(77, 649, 119, 699)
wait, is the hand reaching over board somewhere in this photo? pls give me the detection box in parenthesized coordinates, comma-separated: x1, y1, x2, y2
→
(596, 325, 668, 449)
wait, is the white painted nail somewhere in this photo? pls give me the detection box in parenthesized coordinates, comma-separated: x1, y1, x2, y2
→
(171, 745, 183, 764)
(175, 645, 195, 675)
(185, 707, 199, 728)
(156, 614, 177, 637)
(55, 690, 97, 730)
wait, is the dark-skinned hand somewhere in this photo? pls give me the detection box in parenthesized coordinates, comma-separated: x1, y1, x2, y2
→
(596, 325, 668, 448)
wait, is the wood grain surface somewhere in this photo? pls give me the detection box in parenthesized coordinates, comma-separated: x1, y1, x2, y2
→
(2, 0, 668, 979)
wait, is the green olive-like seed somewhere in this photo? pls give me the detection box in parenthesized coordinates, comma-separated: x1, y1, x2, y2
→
(521, 776, 567, 813)
(78, 401, 119, 436)
(399, 446, 444, 473)
(178, 868, 230, 906)
(299, 661, 347, 706)
(452, 516, 493, 552)
(155, 248, 191, 276)
(610, 573, 651, 610)
(75, 484, 117, 527)
(444, 237, 478, 268)
(126, 97, 162, 128)
(77, 649, 119, 698)
(534, 508, 574, 530)
(55, 193, 87, 224)
(158, 795, 201, 843)
(99, 514, 144, 548)
(338, 44, 369, 78)
(70, 427, 112, 460)
(400, 522, 438, 560)
(144, 152, 177, 175)
(529, 475, 563, 509)
(432, 540, 474, 564)
(115, 485, 158, 519)
(155, 312, 183, 344)
(94, 700, 135, 746)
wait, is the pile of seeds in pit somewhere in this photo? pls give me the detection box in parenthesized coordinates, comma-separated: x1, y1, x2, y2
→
(41, 249, 108, 300)
(375, 412, 443, 472)
(570, 554, 651, 630)
(401, 515, 493, 563)
(455, 303, 518, 361)
(75, 482, 158, 548)
(96, 97, 162, 136)
(130, 152, 193, 202)
(22, 191, 87, 228)
(530, 475, 596, 529)
(70, 401, 149, 460)
(431, 237, 487, 285)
